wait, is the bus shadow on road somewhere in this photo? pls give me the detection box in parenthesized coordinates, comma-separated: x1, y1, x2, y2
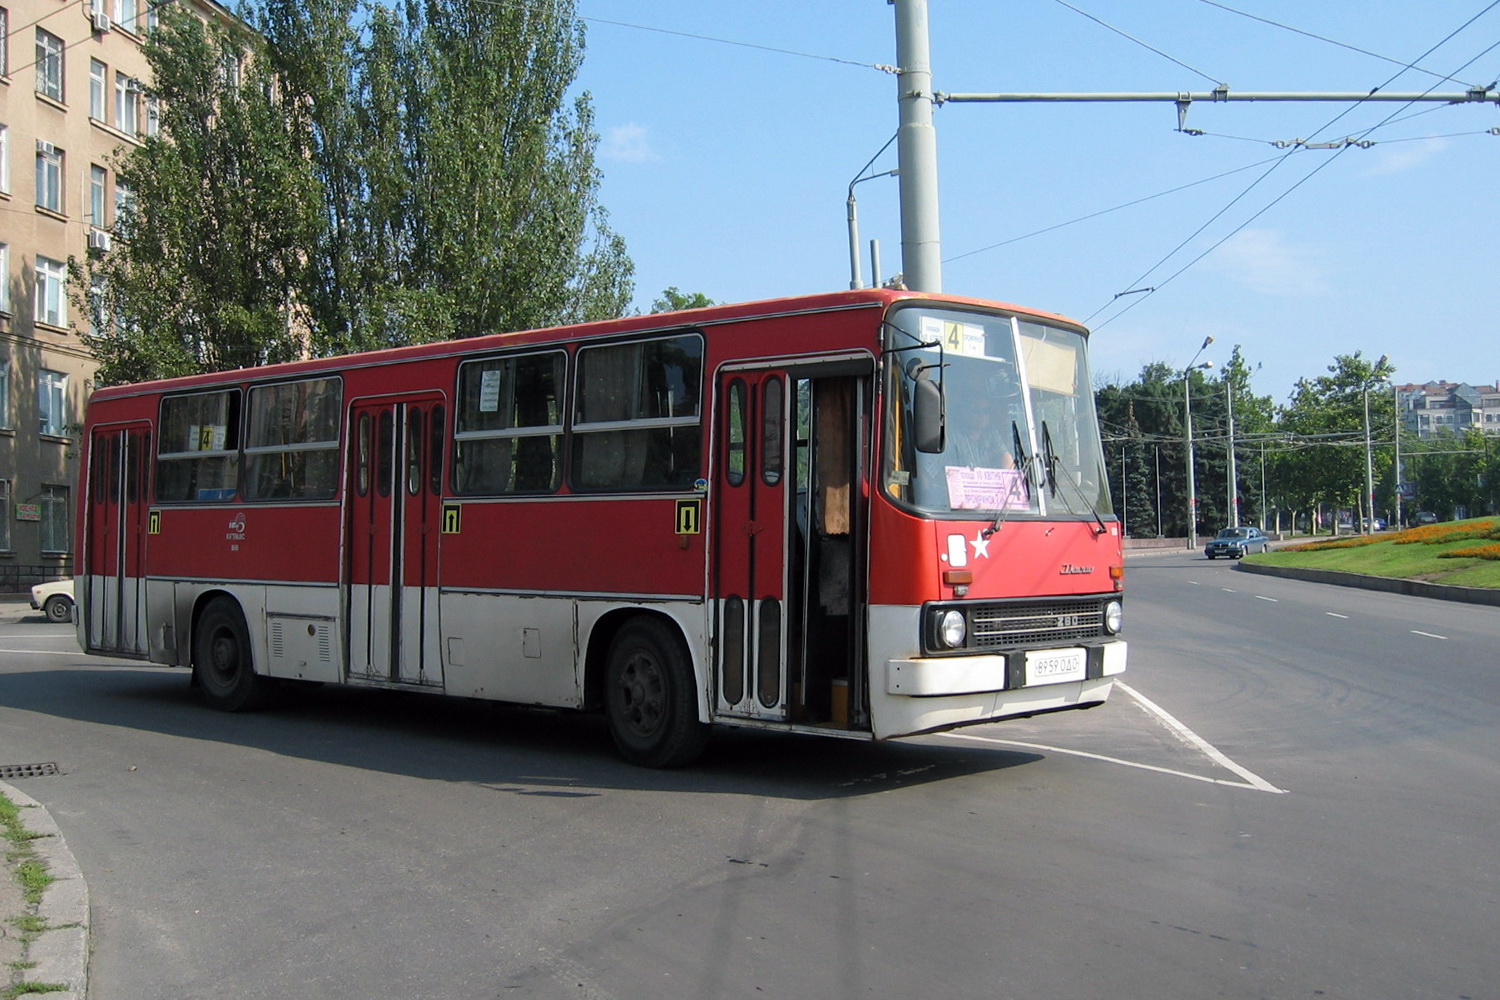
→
(0, 664, 1045, 800)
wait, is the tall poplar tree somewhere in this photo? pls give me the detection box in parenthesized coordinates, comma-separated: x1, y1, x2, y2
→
(76, 6, 321, 384)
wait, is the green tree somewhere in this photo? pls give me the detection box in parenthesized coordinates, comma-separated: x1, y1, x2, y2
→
(1274, 352, 1396, 530)
(651, 288, 716, 313)
(260, 0, 633, 351)
(75, 6, 321, 384)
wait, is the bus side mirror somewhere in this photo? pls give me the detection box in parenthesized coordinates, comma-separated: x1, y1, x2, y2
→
(913, 379, 945, 453)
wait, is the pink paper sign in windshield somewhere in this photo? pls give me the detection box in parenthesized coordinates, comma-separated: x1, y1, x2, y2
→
(945, 467, 1029, 511)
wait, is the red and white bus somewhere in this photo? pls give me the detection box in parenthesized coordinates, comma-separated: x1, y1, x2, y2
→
(77, 289, 1125, 766)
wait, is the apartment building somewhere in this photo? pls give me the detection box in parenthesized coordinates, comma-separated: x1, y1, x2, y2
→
(1395, 381, 1500, 439)
(0, 0, 235, 577)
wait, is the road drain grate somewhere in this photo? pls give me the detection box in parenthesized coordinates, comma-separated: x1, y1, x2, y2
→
(0, 763, 61, 779)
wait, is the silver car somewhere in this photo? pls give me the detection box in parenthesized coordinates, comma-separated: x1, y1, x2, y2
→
(1204, 526, 1270, 559)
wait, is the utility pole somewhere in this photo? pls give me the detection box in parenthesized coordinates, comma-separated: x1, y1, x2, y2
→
(1226, 379, 1238, 527)
(892, 0, 942, 292)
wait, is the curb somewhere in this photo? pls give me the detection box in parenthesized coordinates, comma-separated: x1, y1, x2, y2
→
(1235, 560, 1500, 607)
(0, 779, 88, 1000)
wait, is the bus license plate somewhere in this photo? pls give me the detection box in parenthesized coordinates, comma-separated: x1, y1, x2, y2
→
(1025, 649, 1086, 686)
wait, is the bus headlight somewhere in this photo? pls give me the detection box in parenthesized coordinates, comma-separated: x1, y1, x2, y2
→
(1103, 599, 1123, 635)
(935, 609, 967, 649)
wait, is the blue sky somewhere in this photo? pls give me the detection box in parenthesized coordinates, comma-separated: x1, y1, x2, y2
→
(572, 1, 1500, 405)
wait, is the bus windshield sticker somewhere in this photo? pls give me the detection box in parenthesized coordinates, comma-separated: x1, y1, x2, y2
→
(944, 467, 1029, 511)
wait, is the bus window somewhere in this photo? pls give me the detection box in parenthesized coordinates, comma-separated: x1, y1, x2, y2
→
(406, 407, 424, 496)
(429, 404, 445, 496)
(156, 390, 241, 503)
(243, 378, 342, 500)
(454, 352, 564, 495)
(572, 334, 703, 491)
(725, 379, 746, 487)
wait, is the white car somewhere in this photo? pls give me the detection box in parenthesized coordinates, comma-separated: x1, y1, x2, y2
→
(29, 579, 75, 623)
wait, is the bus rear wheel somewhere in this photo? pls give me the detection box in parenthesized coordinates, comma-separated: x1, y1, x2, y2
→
(194, 598, 269, 712)
(604, 618, 708, 768)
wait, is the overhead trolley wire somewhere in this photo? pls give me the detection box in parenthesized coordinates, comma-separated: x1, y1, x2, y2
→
(1086, 1, 1500, 330)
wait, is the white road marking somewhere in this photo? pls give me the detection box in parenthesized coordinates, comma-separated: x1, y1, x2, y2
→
(1255, 595, 1278, 602)
(942, 732, 1281, 793)
(1411, 630, 1447, 640)
(1325, 612, 1350, 619)
(1117, 681, 1286, 794)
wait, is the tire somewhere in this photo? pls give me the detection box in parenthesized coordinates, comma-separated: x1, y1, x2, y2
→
(193, 598, 269, 712)
(1206, 553, 1216, 560)
(604, 618, 709, 768)
(44, 596, 72, 623)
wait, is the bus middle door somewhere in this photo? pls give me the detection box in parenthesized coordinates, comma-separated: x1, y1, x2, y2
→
(345, 395, 445, 687)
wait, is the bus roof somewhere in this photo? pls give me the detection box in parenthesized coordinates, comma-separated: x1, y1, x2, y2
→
(87, 287, 1086, 402)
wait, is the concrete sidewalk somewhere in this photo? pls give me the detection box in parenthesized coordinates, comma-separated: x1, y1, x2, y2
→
(0, 595, 89, 999)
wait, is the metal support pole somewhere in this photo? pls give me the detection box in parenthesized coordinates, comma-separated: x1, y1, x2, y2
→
(1183, 337, 1213, 549)
(1186, 378, 1198, 549)
(1364, 386, 1375, 532)
(893, 0, 942, 292)
(1226, 380, 1238, 527)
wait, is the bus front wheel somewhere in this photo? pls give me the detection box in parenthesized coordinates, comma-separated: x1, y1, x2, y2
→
(604, 618, 708, 768)
(194, 598, 269, 712)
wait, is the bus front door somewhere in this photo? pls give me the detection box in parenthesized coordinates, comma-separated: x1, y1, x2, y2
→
(713, 365, 869, 729)
(713, 370, 791, 720)
(83, 424, 151, 657)
(345, 396, 445, 687)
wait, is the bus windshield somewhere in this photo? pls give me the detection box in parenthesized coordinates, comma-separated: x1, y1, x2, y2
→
(883, 304, 1113, 522)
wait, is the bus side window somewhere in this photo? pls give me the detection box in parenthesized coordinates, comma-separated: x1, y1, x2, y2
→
(429, 405, 445, 496)
(155, 390, 240, 503)
(725, 379, 746, 487)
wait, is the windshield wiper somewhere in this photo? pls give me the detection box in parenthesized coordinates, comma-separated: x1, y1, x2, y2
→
(1042, 420, 1109, 536)
(982, 422, 1034, 538)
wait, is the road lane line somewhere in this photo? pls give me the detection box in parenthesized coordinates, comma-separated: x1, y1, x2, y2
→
(1325, 613, 1349, 619)
(1411, 630, 1447, 640)
(1117, 682, 1287, 794)
(1255, 595, 1278, 602)
(940, 732, 1280, 793)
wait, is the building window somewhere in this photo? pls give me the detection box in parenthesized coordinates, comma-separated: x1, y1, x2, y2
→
(0, 124, 8, 195)
(39, 485, 69, 554)
(146, 95, 160, 136)
(0, 480, 10, 551)
(90, 165, 107, 227)
(39, 369, 68, 436)
(115, 73, 140, 137)
(0, 243, 8, 315)
(35, 142, 63, 213)
(35, 29, 63, 101)
(0, 356, 10, 428)
(115, 179, 135, 227)
(1, 8, 10, 77)
(90, 60, 107, 120)
(115, 0, 138, 33)
(35, 257, 67, 327)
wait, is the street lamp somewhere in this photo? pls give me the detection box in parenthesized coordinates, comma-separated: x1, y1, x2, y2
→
(1363, 355, 1388, 533)
(1183, 336, 1214, 549)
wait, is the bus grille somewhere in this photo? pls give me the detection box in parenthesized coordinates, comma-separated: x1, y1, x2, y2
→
(969, 599, 1104, 648)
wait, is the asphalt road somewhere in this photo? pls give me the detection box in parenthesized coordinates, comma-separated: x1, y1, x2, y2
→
(0, 559, 1495, 1000)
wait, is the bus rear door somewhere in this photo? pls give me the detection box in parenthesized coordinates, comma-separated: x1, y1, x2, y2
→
(83, 424, 151, 657)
